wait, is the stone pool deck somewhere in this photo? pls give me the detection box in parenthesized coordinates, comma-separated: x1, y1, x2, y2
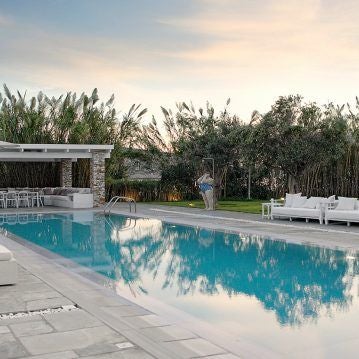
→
(123, 204, 359, 251)
(0, 204, 359, 359)
(0, 266, 151, 359)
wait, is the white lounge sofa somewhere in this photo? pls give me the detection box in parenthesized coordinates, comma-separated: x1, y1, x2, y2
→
(43, 187, 93, 208)
(271, 194, 327, 224)
(325, 197, 359, 226)
(0, 244, 18, 285)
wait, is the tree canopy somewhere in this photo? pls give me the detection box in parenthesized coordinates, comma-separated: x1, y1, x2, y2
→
(140, 95, 359, 199)
(2, 83, 359, 199)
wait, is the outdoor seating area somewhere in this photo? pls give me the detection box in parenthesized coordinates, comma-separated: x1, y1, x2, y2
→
(270, 193, 359, 226)
(0, 187, 94, 209)
(0, 142, 113, 208)
(0, 189, 45, 209)
(42, 187, 93, 208)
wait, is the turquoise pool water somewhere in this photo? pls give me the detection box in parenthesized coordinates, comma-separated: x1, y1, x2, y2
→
(2, 212, 359, 356)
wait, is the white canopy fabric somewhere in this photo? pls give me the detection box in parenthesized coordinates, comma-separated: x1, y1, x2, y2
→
(0, 142, 113, 162)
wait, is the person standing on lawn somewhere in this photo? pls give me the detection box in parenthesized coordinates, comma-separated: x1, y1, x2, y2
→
(196, 172, 215, 210)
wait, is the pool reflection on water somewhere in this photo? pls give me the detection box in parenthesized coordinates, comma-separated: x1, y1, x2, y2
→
(2, 212, 358, 356)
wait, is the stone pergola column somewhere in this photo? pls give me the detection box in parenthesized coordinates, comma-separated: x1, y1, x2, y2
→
(90, 151, 106, 207)
(60, 159, 72, 187)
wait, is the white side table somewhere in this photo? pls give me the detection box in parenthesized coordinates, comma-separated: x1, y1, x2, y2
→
(261, 202, 272, 219)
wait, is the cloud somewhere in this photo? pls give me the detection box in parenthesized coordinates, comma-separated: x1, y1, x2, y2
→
(0, 13, 13, 26)
(2, 0, 359, 121)
(149, 0, 359, 118)
(158, 0, 359, 73)
(0, 19, 162, 98)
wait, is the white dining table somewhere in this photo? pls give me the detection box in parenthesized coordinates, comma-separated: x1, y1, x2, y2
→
(0, 191, 41, 208)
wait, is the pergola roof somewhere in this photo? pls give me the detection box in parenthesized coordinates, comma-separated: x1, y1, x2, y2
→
(0, 142, 114, 162)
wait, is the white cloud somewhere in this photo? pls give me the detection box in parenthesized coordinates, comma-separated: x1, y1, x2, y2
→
(2, 1, 359, 121)
(160, 0, 359, 67)
(0, 21, 162, 115)
(0, 13, 13, 27)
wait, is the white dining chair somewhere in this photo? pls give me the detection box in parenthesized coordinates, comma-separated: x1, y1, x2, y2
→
(18, 191, 30, 208)
(30, 191, 43, 207)
(0, 192, 6, 208)
(6, 191, 18, 208)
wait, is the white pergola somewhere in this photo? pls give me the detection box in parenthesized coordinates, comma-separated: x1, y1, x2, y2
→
(0, 142, 113, 161)
(0, 141, 114, 205)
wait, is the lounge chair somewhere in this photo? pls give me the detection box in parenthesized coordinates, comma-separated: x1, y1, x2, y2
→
(325, 197, 359, 226)
(271, 194, 330, 224)
(0, 244, 18, 285)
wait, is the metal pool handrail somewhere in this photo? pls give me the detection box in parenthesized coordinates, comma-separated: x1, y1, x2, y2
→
(103, 196, 137, 214)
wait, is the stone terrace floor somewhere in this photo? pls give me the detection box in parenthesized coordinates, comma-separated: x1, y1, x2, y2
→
(0, 266, 153, 359)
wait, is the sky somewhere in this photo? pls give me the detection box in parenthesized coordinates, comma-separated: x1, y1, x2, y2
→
(1, 0, 359, 122)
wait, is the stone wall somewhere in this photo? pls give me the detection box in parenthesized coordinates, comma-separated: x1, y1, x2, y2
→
(60, 159, 72, 187)
(90, 151, 106, 206)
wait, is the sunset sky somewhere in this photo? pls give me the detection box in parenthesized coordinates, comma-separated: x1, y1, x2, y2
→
(1, 0, 359, 121)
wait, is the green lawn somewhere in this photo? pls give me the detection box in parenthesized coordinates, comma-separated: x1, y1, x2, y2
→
(153, 200, 265, 214)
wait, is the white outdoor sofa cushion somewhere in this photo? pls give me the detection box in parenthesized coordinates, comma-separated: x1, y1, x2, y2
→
(284, 193, 302, 207)
(0, 244, 18, 285)
(44, 193, 93, 208)
(43, 188, 93, 208)
(325, 199, 359, 226)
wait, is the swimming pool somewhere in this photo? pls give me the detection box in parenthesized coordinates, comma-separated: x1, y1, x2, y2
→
(2, 211, 358, 356)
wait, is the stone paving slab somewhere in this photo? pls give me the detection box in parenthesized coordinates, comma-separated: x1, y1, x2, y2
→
(139, 325, 197, 342)
(120, 314, 171, 329)
(26, 351, 78, 359)
(80, 349, 154, 358)
(0, 314, 43, 326)
(101, 305, 152, 318)
(77, 290, 134, 307)
(74, 342, 120, 357)
(0, 282, 55, 295)
(201, 355, 240, 359)
(26, 297, 73, 311)
(0, 326, 11, 334)
(161, 338, 226, 358)
(21, 290, 62, 302)
(0, 332, 28, 358)
(19, 326, 125, 355)
(0, 296, 26, 314)
(44, 309, 102, 332)
(10, 320, 54, 337)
